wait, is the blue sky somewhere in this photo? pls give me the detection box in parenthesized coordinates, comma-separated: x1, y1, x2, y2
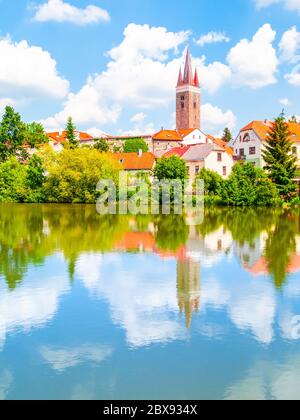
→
(0, 0, 300, 137)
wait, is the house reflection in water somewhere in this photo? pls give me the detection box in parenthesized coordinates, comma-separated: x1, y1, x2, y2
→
(115, 220, 201, 329)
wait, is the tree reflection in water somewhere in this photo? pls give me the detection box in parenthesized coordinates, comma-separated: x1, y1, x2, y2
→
(0, 203, 299, 297)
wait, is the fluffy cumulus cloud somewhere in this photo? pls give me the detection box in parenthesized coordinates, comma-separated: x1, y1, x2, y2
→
(41, 23, 282, 132)
(255, 0, 300, 15)
(32, 0, 110, 25)
(279, 26, 300, 62)
(195, 31, 230, 47)
(0, 36, 69, 101)
(42, 24, 233, 130)
(201, 103, 237, 135)
(227, 24, 278, 88)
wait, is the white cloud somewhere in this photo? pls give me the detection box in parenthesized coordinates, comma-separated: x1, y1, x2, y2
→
(40, 344, 113, 372)
(130, 112, 146, 123)
(285, 64, 300, 85)
(32, 0, 110, 25)
(195, 31, 230, 47)
(201, 103, 237, 135)
(279, 98, 291, 106)
(0, 270, 70, 349)
(279, 26, 300, 62)
(41, 24, 234, 130)
(227, 24, 278, 88)
(0, 36, 69, 100)
(255, 0, 300, 15)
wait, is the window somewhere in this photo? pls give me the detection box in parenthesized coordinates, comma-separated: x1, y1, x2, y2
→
(195, 166, 200, 175)
(249, 147, 256, 155)
(193, 102, 197, 109)
(223, 166, 227, 176)
(181, 96, 185, 101)
(292, 146, 297, 155)
(181, 102, 184, 109)
(240, 148, 245, 157)
(217, 153, 222, 162)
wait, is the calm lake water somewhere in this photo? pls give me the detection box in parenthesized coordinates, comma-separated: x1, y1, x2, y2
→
(0, 204, 300, 400)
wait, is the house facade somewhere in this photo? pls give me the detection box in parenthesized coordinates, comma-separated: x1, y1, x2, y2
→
(164, 144, 234, 181)
(230, 120, 300, 169)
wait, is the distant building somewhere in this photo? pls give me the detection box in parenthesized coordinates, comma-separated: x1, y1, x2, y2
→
(47, 130, 94, 151)
(230, 120, 300, 169)
(112, 151, 156, 174)
(164, 143, 234, 180)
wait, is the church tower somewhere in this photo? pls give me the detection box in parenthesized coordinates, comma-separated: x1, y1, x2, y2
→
(176, 48, 201, 131)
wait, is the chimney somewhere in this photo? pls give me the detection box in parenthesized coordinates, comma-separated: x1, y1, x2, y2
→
(59, 128, 63, 136)
(138, 149, 143, 157)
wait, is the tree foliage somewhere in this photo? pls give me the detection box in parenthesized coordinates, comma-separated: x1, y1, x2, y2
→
(94, 138, 110, 153)
(42, 148, 120, 203)
(262, 113, 297, 200)
(65, 117, 79, 149)
(25, 122, 48, 148)
(220, 163, 280, 206)
(196, 168, 224, 195)
(124, 138, 148, 153)
(154, 156, 188, 182)
(222, 127, 233, 143)
(0, 106, 26, 162)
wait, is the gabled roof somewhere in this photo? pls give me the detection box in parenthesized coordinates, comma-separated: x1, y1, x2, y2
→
(164, 146, 190, 158)
(112, 152, 155, 171)
(240, 120, 300, 143)
(152, 130, 183, 141)
(163, 144, 226, 162)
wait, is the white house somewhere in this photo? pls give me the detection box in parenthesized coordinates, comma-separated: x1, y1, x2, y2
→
(230, 120, 300, 169)
(164, 143, 234, 181)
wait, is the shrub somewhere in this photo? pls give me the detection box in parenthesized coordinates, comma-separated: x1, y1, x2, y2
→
(220, 163, 280, 207)
(195, 168, 224, 195)
(42, 148, 120, 203)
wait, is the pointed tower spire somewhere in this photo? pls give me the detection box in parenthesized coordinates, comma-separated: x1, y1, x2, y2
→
(194, 68, 200, 88)
(177, 67, 183, 87)
(183, 47, 193, 85)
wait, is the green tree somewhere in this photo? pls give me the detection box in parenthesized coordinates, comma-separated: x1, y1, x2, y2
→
(196, 168, 224, 195)
(222, 127, 233, 143)
(25, 122, 48, 148)
(220, 163, 280, 207)
(94, 138, 109, 153)
(26, 155, 45, 189)
(0, 157, 28, 202)
(0, 106, 26, 161)
(65, 117, 79, 149)
(154, 156, 188, 182)
(262, 113, 297, 200)
(42, 148, 120, 203)
(124, 138, 148, 153)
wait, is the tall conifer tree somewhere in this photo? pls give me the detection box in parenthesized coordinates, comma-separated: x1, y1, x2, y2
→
(262, 113, 297, 200)
(65, 117, 79, 149)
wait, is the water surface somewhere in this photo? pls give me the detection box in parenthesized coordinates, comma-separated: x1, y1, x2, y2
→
(0, 204, 300, 400)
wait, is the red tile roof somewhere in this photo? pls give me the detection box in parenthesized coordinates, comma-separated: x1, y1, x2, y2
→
(164, 146, 190, 158)
(240, 120, 300, 143)
(112, 152, 155, 171)
(47, 131, 93, 144)
(152, 130, 183, 141)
